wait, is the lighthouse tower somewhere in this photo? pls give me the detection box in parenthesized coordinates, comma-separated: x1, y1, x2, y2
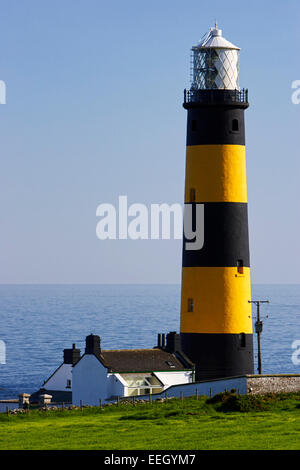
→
(180, 25, 254, 380)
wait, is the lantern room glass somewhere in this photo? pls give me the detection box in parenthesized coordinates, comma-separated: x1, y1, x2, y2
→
(191, 47, 240, 91)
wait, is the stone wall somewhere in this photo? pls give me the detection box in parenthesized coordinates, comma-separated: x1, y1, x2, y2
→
(246, 375, 300, 395)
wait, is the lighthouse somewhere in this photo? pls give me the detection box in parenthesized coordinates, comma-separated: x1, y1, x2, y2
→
(180, 25, 254, 380)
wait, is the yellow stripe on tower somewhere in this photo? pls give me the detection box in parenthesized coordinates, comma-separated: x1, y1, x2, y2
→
(184, 144, 248, 203)
(180, 267, 252, 334)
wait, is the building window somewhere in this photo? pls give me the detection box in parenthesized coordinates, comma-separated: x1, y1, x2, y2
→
(237, 259, 244, 275)
(188, 298, 194, 312)
(191, 120, 197, 131)
(232, 119, 239, 132)
(66, 379, 71, 389)
(121, 373, 163, 397)
(190, 188, 196, 202)
(166, 361, 175, 368)
(239, 333, 246, 348)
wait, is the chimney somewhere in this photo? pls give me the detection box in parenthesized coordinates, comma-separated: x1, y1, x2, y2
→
(165, 331, 181, 353)
(85, 334, 101, 356)
(18, 393, 30, 409)
(39, 394, 52, 406)
(63, 343, 81, 365)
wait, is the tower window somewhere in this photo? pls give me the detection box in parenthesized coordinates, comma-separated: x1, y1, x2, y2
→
(237, 259, 244, 275)
(191, 120, 197, 131)
(232, 119, 239, 132)
(188, 298, 194, 312)
(66, 379, 71, 388)
(190, 188, 196, 202)
(239, 333, 246, 348)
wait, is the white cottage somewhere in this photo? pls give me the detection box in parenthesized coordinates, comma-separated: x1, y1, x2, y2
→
(72, 333, 194, 406)
(30, 344, 80, 404)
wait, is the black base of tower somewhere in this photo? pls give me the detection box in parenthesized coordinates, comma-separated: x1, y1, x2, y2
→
(181, 332, 254, 381)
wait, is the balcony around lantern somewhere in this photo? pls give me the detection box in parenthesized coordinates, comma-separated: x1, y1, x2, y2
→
(183, 88, 249, 109)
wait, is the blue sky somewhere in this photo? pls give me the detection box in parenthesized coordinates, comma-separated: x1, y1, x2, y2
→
(0, 0, 299, 284)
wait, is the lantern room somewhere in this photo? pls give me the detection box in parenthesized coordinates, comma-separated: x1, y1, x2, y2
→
(191, 24, 240, 91)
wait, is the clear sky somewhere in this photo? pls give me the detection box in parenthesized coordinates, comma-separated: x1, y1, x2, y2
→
(0, 0, 299, 284)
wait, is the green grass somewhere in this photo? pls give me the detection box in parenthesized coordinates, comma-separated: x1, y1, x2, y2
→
(0, 392, 299, 450)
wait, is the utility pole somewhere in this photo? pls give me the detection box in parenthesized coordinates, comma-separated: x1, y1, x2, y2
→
(248, 300, 269, 374)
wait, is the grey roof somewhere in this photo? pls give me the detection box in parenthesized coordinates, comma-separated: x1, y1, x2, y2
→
(93, 348, 193, 373)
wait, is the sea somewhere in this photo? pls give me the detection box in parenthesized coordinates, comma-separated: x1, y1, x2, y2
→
(0, 284, 299, 400)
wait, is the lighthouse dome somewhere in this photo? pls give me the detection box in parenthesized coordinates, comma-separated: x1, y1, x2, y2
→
(194, 26, 240, 51)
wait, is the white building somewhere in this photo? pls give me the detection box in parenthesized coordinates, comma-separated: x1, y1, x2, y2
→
(72, 334, 194, 406)
(29, 344, 80, 404)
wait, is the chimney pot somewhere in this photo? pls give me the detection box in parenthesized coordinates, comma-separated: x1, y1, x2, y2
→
(63, 344, 81, 365)
(85, 334, 101, 356)
(166, 331, 181, 353)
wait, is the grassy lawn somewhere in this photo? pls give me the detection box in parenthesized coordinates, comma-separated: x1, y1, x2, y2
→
(0, 393, 299, 450)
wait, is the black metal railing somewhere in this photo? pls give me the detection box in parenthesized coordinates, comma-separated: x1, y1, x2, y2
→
(184, 88, 248, 105)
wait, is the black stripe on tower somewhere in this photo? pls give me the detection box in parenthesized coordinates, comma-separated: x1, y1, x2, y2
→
(183, 89, 248, 146)
(183, 202, 250, 267)
(181, 333, 254, 380)
(187, 107, 245, 146)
